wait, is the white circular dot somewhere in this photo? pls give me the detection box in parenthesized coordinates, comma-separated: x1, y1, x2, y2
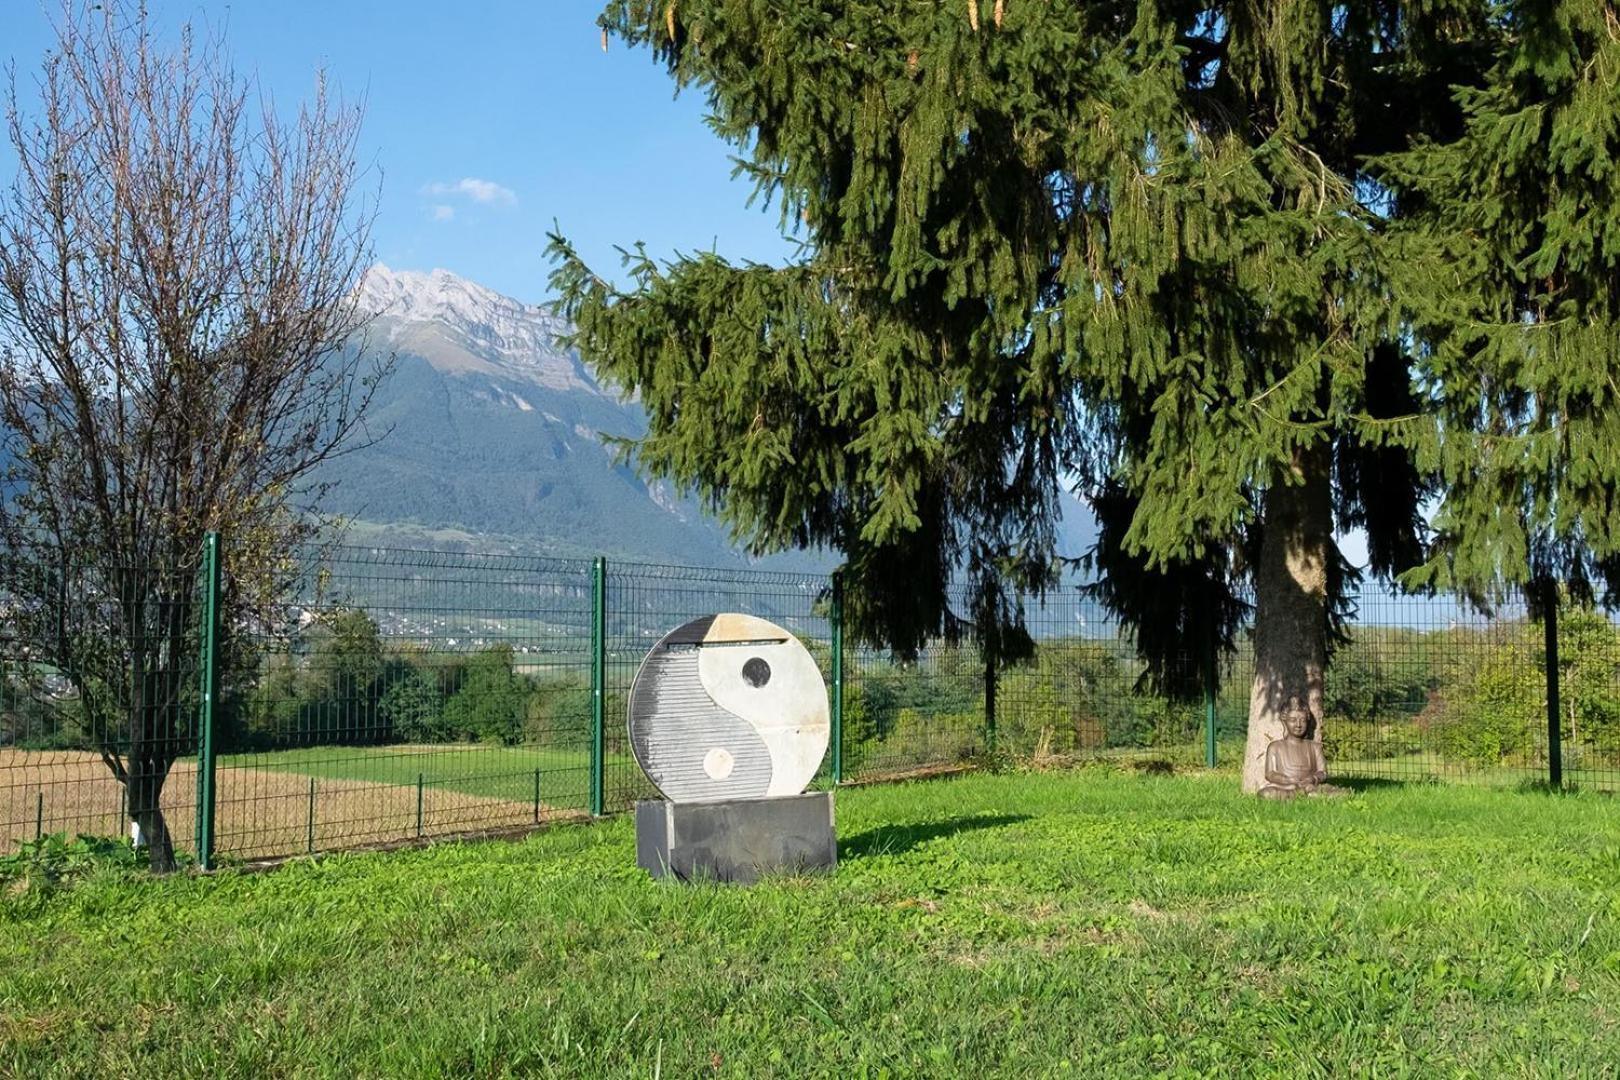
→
(702, 747, 735, 780)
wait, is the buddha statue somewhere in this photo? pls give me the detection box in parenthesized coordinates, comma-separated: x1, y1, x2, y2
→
(1257, 704, 1346, 799)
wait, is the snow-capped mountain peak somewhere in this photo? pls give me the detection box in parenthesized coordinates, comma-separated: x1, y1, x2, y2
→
(357, 264, 595, 392)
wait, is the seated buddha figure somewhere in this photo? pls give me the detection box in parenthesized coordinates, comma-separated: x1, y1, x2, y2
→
(1258, 704, 1345, 800)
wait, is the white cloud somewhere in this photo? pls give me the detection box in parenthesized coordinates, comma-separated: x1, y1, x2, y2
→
(429, 204, 455, 222)
(422, 177, 517, 206)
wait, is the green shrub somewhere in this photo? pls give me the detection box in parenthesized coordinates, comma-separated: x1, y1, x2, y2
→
(523, 677, 592, 747)
(1435, 636, 1541, 766)
(1324, 716, 1427, 761)
(0, 834, 147, 914)
(380, 668, 445, 743)
(441, 645, 529, 745)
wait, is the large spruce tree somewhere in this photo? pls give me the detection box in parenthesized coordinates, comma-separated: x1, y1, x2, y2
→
(548, 2, 1601, 791)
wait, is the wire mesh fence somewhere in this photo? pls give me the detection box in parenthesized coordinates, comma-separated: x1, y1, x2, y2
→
(1, 552, 203, 863)
(212, 545, 598, 860)
(992, 588, 1230, 769)
(842, 639, 986, 782)
(840, 581, 986, 782)
(1321, 585, 1563, 789)
(5, 534, 1620, 865)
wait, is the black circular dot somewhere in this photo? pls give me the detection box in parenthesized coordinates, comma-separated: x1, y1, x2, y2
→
(742, 656, 771, 688)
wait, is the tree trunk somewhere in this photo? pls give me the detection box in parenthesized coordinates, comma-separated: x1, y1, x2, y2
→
(127, 752, 177, 872)
(1243, 445, 1333, 793)
(125, 620, 184, 873)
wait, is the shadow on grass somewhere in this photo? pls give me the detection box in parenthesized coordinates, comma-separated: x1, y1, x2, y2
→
(840, 814, 1030, 860)
(1513, 778, 1608, 797)
(1333, 775, 1609, 798)
(1332, 776, 1429, 792)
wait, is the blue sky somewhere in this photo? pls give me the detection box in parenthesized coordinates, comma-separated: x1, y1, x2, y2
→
(0, 2, 1388, 568)
(0, 0, 798, 302)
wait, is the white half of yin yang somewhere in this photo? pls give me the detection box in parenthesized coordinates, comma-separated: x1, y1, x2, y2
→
(628, 613, 830, 802)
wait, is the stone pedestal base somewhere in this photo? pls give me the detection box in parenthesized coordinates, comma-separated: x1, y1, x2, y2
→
(635, 791, 837, 884)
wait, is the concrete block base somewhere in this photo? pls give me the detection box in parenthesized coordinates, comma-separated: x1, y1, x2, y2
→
(635, 791, 837, 884)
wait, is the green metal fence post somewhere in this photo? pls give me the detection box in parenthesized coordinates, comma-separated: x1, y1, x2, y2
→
(35, 791, 43, 840)
(830, 573, 844, 785)
(307, 777, 316, 854)
(195, 530, 222, 870)
(589, 557, 607, 817)
(416, 773, 425, 838)
(1544, 580, 1563, 789)
(1204, 626, 1218, 769)
(533, 767, 542, 824)
(984, 651, 998, 756)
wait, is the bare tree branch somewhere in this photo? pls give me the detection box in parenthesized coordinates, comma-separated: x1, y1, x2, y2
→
(0, 0, 387, 871)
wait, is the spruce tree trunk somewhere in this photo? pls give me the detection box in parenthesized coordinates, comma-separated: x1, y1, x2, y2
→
(1243, 446, 1333, 793)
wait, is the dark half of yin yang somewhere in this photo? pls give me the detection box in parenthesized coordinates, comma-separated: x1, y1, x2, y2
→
(628, 645, 773, 801)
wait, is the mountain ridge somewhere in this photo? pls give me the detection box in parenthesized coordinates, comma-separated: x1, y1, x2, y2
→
(315, 265, 1095, 571)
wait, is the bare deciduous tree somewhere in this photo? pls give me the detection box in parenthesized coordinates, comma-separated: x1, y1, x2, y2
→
(0, 2, 387, 870)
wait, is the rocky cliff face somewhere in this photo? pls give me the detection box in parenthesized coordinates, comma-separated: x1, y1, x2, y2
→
(356, 265, 597, 391)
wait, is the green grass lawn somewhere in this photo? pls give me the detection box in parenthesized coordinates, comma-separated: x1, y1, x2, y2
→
(4, 767, 1620, 1076)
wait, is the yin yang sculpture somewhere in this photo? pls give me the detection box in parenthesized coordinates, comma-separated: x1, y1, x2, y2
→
(628, 613, 830, 802)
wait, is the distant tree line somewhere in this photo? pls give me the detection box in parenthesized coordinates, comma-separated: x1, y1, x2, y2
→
(8, 604, 1620, 773)
(221, 609, 594, 752)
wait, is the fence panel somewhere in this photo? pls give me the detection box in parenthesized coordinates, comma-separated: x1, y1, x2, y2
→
(998, 588, 1218, 768)
(834, 579, 976, 782)
(2, 553, 203, 857)
(844, 643, 985, 782)
(1561, 599, 1620, 792)
(1322, 585, 1547, 788)
(212, 545, 596, 860)
(14, 538, 1620, 864)
(1322, 584, 1620, 792)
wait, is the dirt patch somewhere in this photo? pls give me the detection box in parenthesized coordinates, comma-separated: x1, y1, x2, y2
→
(1, 749, 560, 859)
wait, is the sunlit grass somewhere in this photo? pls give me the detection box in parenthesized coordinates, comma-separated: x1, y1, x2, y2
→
(2, 766, 1618, 1076)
